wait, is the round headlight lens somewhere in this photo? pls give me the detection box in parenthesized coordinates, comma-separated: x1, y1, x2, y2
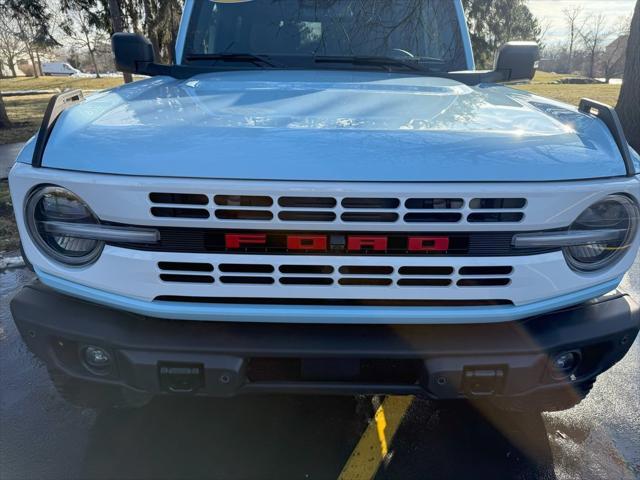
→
(25, 186, 103, 266)
(564, 194, 639, 272)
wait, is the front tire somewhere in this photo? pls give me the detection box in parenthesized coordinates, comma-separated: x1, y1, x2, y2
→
(48, 368, 152, 409)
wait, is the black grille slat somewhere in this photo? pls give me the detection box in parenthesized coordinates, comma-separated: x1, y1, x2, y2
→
(459, 266, 513, 276)
(457, 278, 511, 287)
(219, 276, 275, 285)
(279, 277, 334, 286)
(470, 198, 526, 209)
(341, 212, 399, 223)
(216, 210, 274, 221)
(279, 197, 337, 208)
(215, 195, 273, 207)
(279, 211, 337, 222)
(219, 264, 274, 274)
(158, 262, 213, 272)
(398, 266, 454, 276)
(405, 198, 464, 209)
(397, 279, 452, 287)
(342, 198, 400, 209)
(404, 213, 463, 223)
(151, 207, 210, 219)
(279, 265, 334, 274)
(150, 193, 209, 205)
(154, 297, 514, 306)
(467, 212, 524, 223)
(339, 266, 393, 275)
(339, 278, 393, 286)
(160, 274, 214, 284)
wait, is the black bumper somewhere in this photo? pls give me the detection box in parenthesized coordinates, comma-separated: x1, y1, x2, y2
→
(10, 281, 640, 400)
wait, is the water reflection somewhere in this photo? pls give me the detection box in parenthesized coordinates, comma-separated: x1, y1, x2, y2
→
(79, 395, 556, 479)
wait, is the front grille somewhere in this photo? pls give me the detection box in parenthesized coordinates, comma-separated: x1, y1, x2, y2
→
(148, 193, 527, 225)
(113, 227, 555, 257)
(157, 261, 513, 288)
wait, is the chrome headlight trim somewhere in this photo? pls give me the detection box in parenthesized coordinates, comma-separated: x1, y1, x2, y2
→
(25, 185, 105, 267)
(563, 194, 639, 272)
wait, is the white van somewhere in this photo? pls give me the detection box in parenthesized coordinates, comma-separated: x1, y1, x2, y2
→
(42, 62, 81, 76)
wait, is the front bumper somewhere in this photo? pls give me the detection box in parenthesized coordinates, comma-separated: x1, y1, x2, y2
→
(10, 281, 640, 400)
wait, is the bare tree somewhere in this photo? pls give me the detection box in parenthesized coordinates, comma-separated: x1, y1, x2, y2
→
(60, 8, 107, 78)
(617, 0, 640, 151)
(563, 6, 584, 73)
(581, 14, 609, 79)
(15, 15, 41, 77)
(0, 17, 23, 77)
(601, 16, 632, 83)
(537, 16, 553, 48)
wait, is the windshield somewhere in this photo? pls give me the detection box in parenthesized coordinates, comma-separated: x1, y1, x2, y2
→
(184, 0, 467, 72)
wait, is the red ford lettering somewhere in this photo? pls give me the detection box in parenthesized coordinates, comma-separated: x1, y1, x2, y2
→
(407, 236, 450, 252)
(347, 236, 388, 252)
(225, 234, 267, 249)
(288, 235, 327, 251)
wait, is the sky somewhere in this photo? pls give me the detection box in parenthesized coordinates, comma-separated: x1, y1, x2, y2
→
(527, 0, 636, 44)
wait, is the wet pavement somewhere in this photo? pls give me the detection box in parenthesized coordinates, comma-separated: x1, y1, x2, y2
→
(1, 265, 639, 480)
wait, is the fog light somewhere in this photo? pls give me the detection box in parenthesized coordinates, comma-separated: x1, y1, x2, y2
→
(551, 351, 580, 379)
(83, 346, 111, 368)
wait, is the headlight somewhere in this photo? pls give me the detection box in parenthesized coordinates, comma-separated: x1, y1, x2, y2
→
(564, 194, 639, 272)
(25, 186, 103, 266)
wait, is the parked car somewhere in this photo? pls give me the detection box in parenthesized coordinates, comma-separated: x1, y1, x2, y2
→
(42, 62, 81, 76)
(9, 0, 640, 412)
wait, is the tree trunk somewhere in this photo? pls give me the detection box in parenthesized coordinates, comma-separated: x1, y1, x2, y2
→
(89, 47, 100, 78)
(107, 0, 133, 83)
(35, 50, 43, 77)
(28, 51, 38, 78)
(0, 94, 11, 129)
(617, 0, 640, 151)
(84, 30, 101, 78)
(588, 47, 596, 79)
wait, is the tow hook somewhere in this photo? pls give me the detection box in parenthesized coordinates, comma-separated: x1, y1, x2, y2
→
(461, 366, 506, 396)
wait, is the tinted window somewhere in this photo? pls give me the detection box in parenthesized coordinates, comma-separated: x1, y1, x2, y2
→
(185, 0, 466, 70)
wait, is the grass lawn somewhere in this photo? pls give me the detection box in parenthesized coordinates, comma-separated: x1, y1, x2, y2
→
(1, 76, 133, 145)
(1, 75, 125, 92)
(512, 83, 621, 106)
(0, 94, 51, 145)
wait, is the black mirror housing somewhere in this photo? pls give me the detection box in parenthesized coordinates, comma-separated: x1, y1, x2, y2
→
(112, 33, 156, 74)
(494, 41, 539, 82)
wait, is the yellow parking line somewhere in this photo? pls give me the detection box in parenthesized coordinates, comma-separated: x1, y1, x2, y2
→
(338, 396, 414, 480)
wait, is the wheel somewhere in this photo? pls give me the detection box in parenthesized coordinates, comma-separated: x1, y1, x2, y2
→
(489, 378, 596, 413)
(48, 368, 152, 409)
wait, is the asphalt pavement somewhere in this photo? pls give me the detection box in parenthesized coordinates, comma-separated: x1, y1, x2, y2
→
(1, 264, 639, 480)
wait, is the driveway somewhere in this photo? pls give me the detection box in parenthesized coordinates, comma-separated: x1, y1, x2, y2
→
(0, 142, 23, 179)
(1, 264, 639, 480)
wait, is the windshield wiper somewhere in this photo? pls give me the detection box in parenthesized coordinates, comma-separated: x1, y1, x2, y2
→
(314, 56, 435, 73)
(185, 53, 280, 68)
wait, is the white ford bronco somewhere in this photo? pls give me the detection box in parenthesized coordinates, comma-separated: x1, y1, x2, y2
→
(9, 0, 640, 411)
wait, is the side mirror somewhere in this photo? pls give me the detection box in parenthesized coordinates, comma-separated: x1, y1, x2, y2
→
(494, 41, 539, 82)
(112, 33, 156, 74)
